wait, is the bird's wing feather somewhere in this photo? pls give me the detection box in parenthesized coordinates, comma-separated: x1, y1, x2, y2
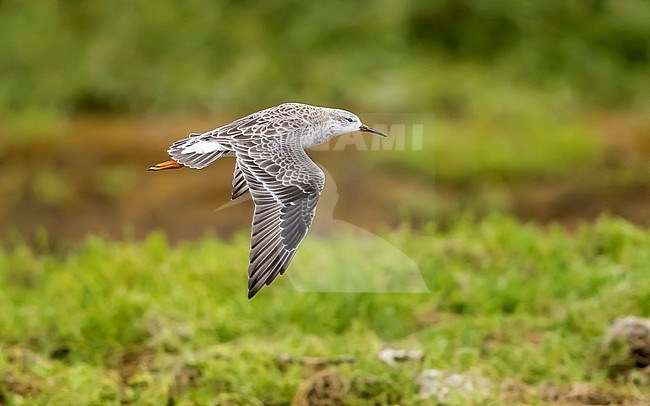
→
(231, 161, 249, 200)
(233, 120, 324, 298)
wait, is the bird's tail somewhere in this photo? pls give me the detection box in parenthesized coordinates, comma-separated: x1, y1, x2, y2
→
(166, 135, 231, 169)
(148, 134, 233, 171)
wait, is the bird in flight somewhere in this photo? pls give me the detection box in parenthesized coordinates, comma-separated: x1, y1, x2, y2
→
(148, 103, 387, 298)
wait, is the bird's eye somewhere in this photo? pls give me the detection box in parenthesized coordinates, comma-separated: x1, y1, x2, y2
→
(345, 117, 354, 123)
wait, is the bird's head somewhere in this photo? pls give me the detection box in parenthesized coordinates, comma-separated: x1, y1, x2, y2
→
(328, 109, 387, 138)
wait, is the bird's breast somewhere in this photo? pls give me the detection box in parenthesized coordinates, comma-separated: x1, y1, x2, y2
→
(300, 129, 329, 149)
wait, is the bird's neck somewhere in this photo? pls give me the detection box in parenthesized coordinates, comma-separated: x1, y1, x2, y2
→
(301, 125, 340, 149)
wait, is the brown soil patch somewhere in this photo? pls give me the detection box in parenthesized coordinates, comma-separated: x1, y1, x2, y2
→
(293, 368, 350, 406)
(540, 382, 644, 405)
(108, 346, 157, 385)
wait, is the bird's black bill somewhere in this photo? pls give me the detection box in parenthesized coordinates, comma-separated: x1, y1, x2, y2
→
(359, 124, 387, 138)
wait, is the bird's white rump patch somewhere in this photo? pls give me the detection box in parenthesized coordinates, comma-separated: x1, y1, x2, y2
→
(182, 140, 226, 154)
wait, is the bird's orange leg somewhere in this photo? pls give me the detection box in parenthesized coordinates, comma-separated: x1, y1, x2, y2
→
(147, 160, 184, 171)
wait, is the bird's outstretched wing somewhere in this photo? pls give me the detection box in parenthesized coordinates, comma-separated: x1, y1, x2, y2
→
(164, 104, 305, 172)
(233, 121, 324, 298)
(166, 109, 269, 169)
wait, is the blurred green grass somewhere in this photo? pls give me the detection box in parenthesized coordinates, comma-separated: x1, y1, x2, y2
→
(1, 215, 648, 403)
(1, 0, 649, 121)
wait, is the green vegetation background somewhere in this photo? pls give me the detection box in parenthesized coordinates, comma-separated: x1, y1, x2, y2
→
(2, 216, 649, 403)
(2, 0, 649, 227)
(1, 0, 649, 116)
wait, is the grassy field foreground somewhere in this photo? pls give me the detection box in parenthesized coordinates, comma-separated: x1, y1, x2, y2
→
(1, 215, 649, 404)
